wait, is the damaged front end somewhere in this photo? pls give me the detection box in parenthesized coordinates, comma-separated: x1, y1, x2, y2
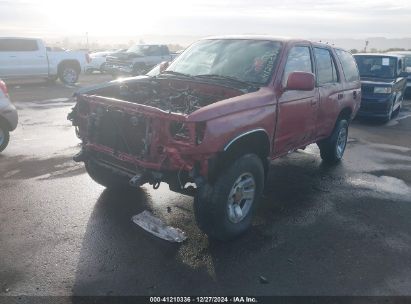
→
(68, 77, 244, 193)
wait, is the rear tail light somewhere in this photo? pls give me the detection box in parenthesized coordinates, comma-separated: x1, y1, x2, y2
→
(86, 53, 91, 63)
(0, 80, 8, 98)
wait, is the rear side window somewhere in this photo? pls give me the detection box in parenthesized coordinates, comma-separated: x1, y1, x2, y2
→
(283, 46, 313, 82)
(314, 48, 339, 85)
(335, 49, 360, 82)
(0, 39, 39, 52)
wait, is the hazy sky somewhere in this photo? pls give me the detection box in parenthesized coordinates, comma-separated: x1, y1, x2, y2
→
(1, 0, 411, 39)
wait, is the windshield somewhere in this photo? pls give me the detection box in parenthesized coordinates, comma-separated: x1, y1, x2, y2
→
(166, 39, 283, 85)
(354, 56, 397, 78)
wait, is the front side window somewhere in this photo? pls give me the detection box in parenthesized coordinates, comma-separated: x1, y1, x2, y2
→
(335, 49, 360, 82)
(167, 39, 283, 85)
(283, 46, 313, 84)
(314, 48, 339, 85)
(354, 56, 396, 79)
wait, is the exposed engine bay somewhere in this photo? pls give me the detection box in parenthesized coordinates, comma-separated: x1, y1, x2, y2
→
(79, 77, 245, 115)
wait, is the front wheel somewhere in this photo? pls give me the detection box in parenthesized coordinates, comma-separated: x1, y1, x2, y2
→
(317, 119, 348, 164)
(383, 100, 395, 123)
(392, 96, 403, 118)
(194, 154, 264, 240)
(99, 63, 107, 73)
(0, 123, 10, 152)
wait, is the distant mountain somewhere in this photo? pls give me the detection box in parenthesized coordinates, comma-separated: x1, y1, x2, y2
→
(312, 37, 411, 51)
(44, 35, 411, 52)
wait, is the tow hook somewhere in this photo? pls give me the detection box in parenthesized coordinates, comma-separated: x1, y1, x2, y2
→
(153, 181, 161, 189)
(129, 174, 144, 188)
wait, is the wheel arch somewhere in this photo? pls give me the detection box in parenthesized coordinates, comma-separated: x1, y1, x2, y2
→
(338, 106, 353, 122)
(57, 60, 81, 74)
(208, 129, 271, 183)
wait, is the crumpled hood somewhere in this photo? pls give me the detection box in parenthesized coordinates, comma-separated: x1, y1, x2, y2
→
(187, 87, 275, 122)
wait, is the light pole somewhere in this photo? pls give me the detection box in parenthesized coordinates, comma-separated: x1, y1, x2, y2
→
(86, 32, 89, 50)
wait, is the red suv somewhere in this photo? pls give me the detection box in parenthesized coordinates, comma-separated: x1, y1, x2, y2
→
(69, 36, 361, 240)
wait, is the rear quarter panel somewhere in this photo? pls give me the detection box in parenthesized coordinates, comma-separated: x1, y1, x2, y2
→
(332, 48, 361, 120)
(47, 51, 87, 74)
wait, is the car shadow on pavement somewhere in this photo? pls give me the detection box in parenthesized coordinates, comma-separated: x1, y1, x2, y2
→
(71, 153, 411, 296)
(204, 155, 411, 295)
(71, 187, 215, 297)
(0, 155, 85, 180)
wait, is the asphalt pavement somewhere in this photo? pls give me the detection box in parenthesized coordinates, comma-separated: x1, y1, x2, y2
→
(1, 74, 411, 297)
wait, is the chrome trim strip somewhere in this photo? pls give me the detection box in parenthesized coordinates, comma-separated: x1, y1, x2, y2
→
(223, 128, 268, 151)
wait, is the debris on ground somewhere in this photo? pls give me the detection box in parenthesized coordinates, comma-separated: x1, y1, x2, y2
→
(312, 185, 331, 193)
(259, 276, 269, 284)
(167, 206, 172, 213)
(132, 210, 187, 243)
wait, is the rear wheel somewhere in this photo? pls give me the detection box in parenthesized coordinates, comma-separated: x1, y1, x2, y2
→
(0, 123, 10, 152)
(58, 63, 80, 84)
(85, 159, 128, 188)
(317, 119, 348, 164)
(194, 154, 264, 240)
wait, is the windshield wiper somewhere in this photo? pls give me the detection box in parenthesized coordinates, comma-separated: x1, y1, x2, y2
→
(194, 74, 259, 88)
(160, 70, 193, 78)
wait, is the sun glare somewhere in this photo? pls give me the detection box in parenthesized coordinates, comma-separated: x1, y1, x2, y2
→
(33, 0, 201, 36)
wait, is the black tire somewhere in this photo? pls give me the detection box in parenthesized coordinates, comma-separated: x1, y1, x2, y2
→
(317, 119, 348, 164)
(85, 159, 128, 188)
(0, 123, 10, 152)
(194, 154, 264, 240)
(392, 97, 402, 118)
(132, 63, 146, 76)
(99, 63, 107, 73)
(382, 99, 396, 123)
(58, 63, 80, 84)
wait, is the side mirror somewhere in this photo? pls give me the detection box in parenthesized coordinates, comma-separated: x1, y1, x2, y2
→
(159, 61, 170, 73)
(285, 71, 315, 91)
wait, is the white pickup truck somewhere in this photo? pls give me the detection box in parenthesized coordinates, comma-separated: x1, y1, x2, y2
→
(0, 38, 90, 84)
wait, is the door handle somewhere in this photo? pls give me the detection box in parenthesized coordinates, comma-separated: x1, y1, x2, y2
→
(338, 93, 344, 100)
(353, 90, 357, 99)
(9, 55, 16, 58)
(310, 99, 317, 106)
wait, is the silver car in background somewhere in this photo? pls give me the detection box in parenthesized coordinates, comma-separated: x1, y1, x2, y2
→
(0, 80, 18, 152)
